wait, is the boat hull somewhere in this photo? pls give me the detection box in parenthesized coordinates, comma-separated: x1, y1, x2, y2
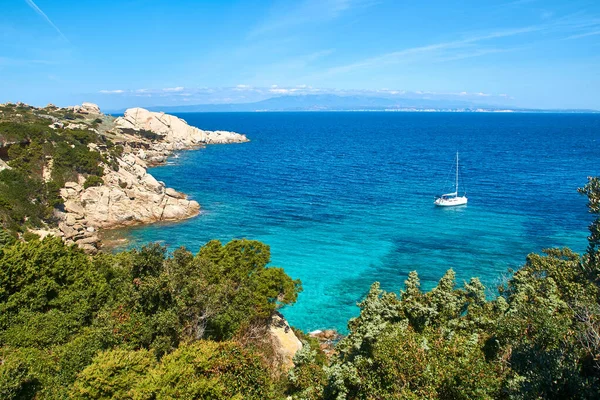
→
(434, 196, 468, 207)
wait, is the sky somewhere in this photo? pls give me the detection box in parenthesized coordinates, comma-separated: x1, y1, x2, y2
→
(1, 0, 599, 110)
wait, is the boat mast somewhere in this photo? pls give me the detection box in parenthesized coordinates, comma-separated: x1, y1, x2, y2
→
(456, 152, 459, 194)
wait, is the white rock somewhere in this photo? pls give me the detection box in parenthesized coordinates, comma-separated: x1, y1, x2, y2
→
(81, 102, 101, 115)
(165, 187, 186, 199)
(64, 200, 85, 215)
(115, 108, 249, 147)
(268, 312, 303, 371)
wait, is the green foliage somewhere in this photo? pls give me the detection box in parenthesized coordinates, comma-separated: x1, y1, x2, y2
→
(0, 116, 110, 234)
(318, 178, 600, 399)
(52, 141, 104, 182)
(0, 238, 111, 348)
(579, 176, 600, 281)
(287, 338, 328, 400)
(136, 341, 276, 399)
(0, 347, 49, 400)
(120, 128, 165, 141)
(324, 275, 507, 400)
(70, 348, 156, 399)
(0, 121, 48, 143)
(71, 341, 277, 400)
(0, 169, 59, 231)
(0, 228, 16, 247)
(83, 175, 104, 189)
(0, 237, 301, 398)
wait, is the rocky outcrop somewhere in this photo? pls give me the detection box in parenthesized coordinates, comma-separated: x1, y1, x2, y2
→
(268, 312, 303, 371)
(59, 152, 200, 235)
(115, 108, 249, 148)
(54, 105, 248, 252)
(66, 102, 102, 115)
(310, 329, 342, 358)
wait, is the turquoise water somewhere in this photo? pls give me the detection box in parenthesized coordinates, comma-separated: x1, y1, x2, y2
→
(115, 112, 600, 332)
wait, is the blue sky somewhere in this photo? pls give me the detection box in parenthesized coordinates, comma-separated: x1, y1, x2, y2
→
(1, 0, 599, 109)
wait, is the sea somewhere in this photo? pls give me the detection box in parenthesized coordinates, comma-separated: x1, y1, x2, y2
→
(113, 112, 600, 333)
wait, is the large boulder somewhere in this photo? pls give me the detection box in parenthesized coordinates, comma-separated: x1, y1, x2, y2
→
(115, 108, 249, 146)
(81, 102, 101, 114)
(268, 312, 303, 371)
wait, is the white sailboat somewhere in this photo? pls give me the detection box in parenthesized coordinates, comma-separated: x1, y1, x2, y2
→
(434, 152, 468, 207)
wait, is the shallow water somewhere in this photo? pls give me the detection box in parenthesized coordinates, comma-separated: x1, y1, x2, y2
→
(114, 112, 600, 332)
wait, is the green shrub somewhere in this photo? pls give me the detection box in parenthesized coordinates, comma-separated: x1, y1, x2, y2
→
(120, 128, 165, 141)
(136, 341, 277, 400)
(83, 175, 103, 189)
(0, 169, 55, 230)
(22, 231, 40, 242)
(70, 348, 156, 400)
(0, 237, 302, 397)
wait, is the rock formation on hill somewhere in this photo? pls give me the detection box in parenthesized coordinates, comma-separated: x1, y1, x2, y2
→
(115, 107, 249, 147)
(268, 312, 304, 371)
(49, 103, 248, 253)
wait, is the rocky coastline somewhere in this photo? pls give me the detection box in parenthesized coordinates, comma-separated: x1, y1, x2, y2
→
(41, 103, 248, 253)
(1, 101, 305, 371)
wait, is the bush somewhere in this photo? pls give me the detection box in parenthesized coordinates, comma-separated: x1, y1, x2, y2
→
(22, 231, 40, 242)
(120, 128, 165, 141)
(70, 349, 155, 400)
(0, 169, 54, 230)
(83, 175, 103, 189)
(136, 341, 277, 400)
(0, 237, 302, 397)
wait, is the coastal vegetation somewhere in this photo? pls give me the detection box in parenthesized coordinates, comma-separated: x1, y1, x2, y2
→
(0, 103, 115, 235)
(1, 103, 599, 398)
(0, 237, 300, 399)
(0, 178, 598, 398)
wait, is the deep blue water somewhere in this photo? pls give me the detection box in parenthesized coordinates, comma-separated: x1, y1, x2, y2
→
(115, 112, 600, 332)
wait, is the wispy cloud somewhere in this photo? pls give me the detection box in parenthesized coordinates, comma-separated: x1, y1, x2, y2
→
(248, 0, 377, 38)
(24, 0, 69, 42)
(319, 14, 600, 77)
(323, 26, 541, 76)
(162, 86, 185, 92)
(0, 57, 56, 66)
(566, 30, 600, 40)
(100, 87, 187, 95)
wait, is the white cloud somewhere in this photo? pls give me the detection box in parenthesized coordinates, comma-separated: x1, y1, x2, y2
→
(162, 86, 185, 92)
(94, 86, 512, 105)
(99, 89, 125, 94)
(269, 88, 293, 94)
(24, 0, 69, 42)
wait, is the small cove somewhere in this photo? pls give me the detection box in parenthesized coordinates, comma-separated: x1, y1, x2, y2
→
(113, 112, 600, 332)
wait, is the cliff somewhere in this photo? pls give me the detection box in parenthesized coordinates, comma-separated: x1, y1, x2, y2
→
(56, 105, 248, 252)
(0, 101, 247, 253)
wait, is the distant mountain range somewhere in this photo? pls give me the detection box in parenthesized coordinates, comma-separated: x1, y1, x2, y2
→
(111, 94, 598, 114)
